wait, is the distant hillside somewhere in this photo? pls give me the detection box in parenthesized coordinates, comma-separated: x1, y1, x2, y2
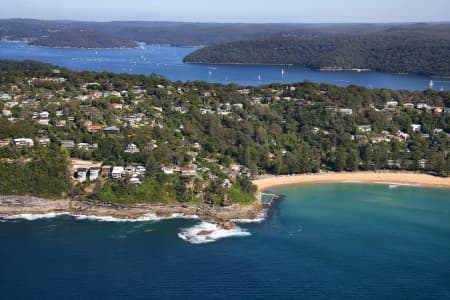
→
(2, 19, 442, 48)
(184, 25, 450, 76)
(0, 60, 56, 72)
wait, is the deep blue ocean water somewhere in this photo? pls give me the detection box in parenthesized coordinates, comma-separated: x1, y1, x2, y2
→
(1, 41, 449, 90)
(1, 184, 449, 299)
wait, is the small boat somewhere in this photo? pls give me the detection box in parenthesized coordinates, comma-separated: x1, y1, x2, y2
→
(281, 68, 285, 77)
(429, 80, 434, 89)
(258, 74, 261, 81)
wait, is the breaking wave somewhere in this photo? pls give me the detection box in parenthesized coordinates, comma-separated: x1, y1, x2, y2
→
(178, 221, 251, 244)
(1, 212, 199, 222)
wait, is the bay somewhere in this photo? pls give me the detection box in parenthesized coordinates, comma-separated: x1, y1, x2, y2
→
(1, 184, 449, 299)
(0, 42, 448, 91)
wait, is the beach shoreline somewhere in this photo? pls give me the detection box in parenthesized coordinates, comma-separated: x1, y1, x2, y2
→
(252, 171, 450, 191)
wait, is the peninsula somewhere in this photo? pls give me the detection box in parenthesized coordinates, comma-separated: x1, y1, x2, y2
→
(0, 60, 448, 223)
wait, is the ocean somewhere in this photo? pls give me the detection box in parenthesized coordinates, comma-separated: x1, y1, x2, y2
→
(0, 41, 448, 91)
(1, 183, 449, 299)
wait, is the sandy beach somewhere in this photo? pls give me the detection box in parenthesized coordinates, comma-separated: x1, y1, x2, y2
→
(253, 171, 450, 191)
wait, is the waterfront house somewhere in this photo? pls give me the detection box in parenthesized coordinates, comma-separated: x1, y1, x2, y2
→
(111, 167, 124, 179)
(75, 168, 88, 183)
(101, 165, 112, 177)
(89, 167, 100, 181)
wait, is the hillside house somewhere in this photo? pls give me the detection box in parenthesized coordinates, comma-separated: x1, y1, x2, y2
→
(14, 138, 34, 147)
(111, 167, 124, 179)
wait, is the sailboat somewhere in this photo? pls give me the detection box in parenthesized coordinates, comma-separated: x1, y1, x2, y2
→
(281, 68, 285, 77)
(429, 80, 434, 89)
(258, 74, 261, 81)
(208, 69, 212, 76)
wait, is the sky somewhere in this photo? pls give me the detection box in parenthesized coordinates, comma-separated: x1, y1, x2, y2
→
(2, 0, 450, 23)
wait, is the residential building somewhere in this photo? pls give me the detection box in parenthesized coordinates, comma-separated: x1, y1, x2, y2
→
(76, 168, 88, 183)
(61, 140, 75, 148)
(14, 138, 34, 147)
(89, 167, 100, 181)
(111, 167, 124, 179)
(125, 144, 140, 153)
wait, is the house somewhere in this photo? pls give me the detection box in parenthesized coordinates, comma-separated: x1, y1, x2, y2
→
(386, 101, 398, 107)
(89, 167, 100, 181)
(403, 103, 415, 108)
(411, 124, 422, 132)
(14, 138, 34, 147)
(5, 101, 19, 108)
(418, 159, 428, 169)
(2, 109, 11, 117)
(101, 165, 112, 177)
(416, 103, 429, 110)
(135, 166, 146, 176)
(338, 108, 353, 115)
(358, 125, 372, 133)
(1, 93, 12, 101)
(124, 165, 135, 176)
(0, 139, 11, 147)
(56, 120, 67, 127)
(61, 140, 75, 149)
(86, 124, 103, 133)
(111, 103, 123, 109)
(125, 144, 140, 153)
(39, 111, 50, 119)
(38, 119, 50, 126)
(38, 138, 51, 146)
(104, 126, 120, 135)
(161, 165, 174, 175)
(129, 177, 141, 184)
(433, 128, 444, 134)
(181, 166, 197, 176)
(434, 106, 444, 113)
(111, 166, 124, 179)
(396, 131, 410, 142)
(77, 143, 90, 151)
(75, 168, 88, 183)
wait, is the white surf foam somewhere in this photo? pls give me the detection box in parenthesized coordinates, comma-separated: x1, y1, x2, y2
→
(73, 213, 199, 222)
(231, 211, 267, 223)
(1, 212, 199, 222)
(178, 221, 251, 244)
(0, 212, 70, 220)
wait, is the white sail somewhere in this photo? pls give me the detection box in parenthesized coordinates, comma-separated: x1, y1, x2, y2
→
(281, 68, 285, 76)
(429, 80, 434, 89)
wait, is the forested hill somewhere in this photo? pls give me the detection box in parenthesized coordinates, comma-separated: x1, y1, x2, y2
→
(184, 28, 450, 76)
(2, 19, 450, 51)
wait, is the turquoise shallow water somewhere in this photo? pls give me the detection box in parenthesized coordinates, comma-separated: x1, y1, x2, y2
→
(1, 183, 449, 299)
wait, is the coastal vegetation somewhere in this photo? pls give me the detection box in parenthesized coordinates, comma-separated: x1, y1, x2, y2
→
(184, 31, 450, 76)
(0, 60, 448, 204)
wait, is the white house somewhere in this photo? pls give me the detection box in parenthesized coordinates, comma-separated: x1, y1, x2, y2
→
(411, 124, 422, 132)
(89, 167, 100, 181)
(14, 138, 34, 147)
(2, 109, 11, 117)
(76, 168, 88, 183)
(161, 165, 174, 175)
(358, 125, 372, 133)
(61, 140, 75, 148)
(39, 111, 50, 119)
(111, 167, 124, 179)
(125, 143, 140, 153)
